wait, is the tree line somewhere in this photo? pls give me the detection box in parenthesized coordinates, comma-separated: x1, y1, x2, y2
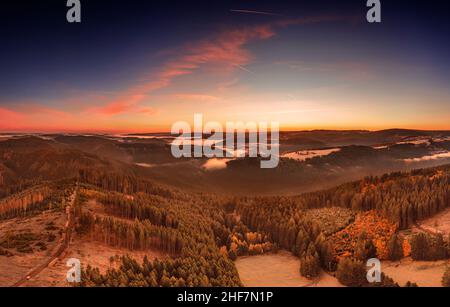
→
(78, 168, 173, 198)
(409, 232, 449, 261)
(95, 192, 179, 228)
(0, 186, 53, 219)
(77, 211, 183, 254)
(297, 165, 450, 229)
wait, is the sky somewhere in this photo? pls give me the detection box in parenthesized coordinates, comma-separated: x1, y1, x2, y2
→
(1, 0, 450, 133)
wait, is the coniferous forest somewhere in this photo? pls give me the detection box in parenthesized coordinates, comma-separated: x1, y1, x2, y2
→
(75, 163, 450, 287)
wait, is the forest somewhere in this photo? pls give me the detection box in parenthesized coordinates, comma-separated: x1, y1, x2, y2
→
(1, 159, 449, 287)
(76, 163, 450, 286)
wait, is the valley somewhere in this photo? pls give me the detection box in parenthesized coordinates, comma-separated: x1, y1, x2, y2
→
(1, 130, 450, 287)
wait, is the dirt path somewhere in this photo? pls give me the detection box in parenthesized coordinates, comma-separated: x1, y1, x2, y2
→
(10, 186, 78, 287)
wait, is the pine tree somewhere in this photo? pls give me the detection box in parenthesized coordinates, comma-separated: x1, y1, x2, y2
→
(442, 267, 450, 287)
(354, 232, 377, 261)
(431, 233, 447, 260)
(336, 258, 367, 287)
(228, 249, 237, 261)
(404, 281, 418, 287)
(387, 234, 403, 261)
(299, 246, 321, 279)
(410, 233, 430, 260)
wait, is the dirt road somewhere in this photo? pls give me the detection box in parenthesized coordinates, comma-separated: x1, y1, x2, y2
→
(11, 186, 78, 287)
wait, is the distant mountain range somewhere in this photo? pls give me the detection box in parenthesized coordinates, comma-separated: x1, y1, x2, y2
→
(1, 129, 450, 195)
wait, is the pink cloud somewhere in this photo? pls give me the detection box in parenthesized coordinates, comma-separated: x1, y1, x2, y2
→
(89, 15, 358, 117)
(94, 24, 276, 115)
(22, 16, 354, 122)
(95, 94, 146, 115)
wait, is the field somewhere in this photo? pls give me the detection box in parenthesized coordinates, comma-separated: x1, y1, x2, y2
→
(383, 258, 449, 287)
(0, 210, 65, 286)
(23, 238, 167, 287)
(0, 191, 170, 287)
(235, 250, 342, 287)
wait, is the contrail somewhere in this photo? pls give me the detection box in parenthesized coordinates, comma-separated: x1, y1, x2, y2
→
(230, 9, 283, 17)
(234, 64, 256, 75)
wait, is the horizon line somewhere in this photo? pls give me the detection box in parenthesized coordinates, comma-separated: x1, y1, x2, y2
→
(2, 127, 450, 135)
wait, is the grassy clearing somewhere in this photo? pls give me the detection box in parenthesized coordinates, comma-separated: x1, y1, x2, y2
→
(0, 210, 65, 286)
(235, 250, 342, 287)
(382, 258, 449, 287)
(24, 237, 168, 287)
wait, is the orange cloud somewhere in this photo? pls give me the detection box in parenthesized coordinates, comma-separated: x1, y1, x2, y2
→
(95, 94, 146, 115)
